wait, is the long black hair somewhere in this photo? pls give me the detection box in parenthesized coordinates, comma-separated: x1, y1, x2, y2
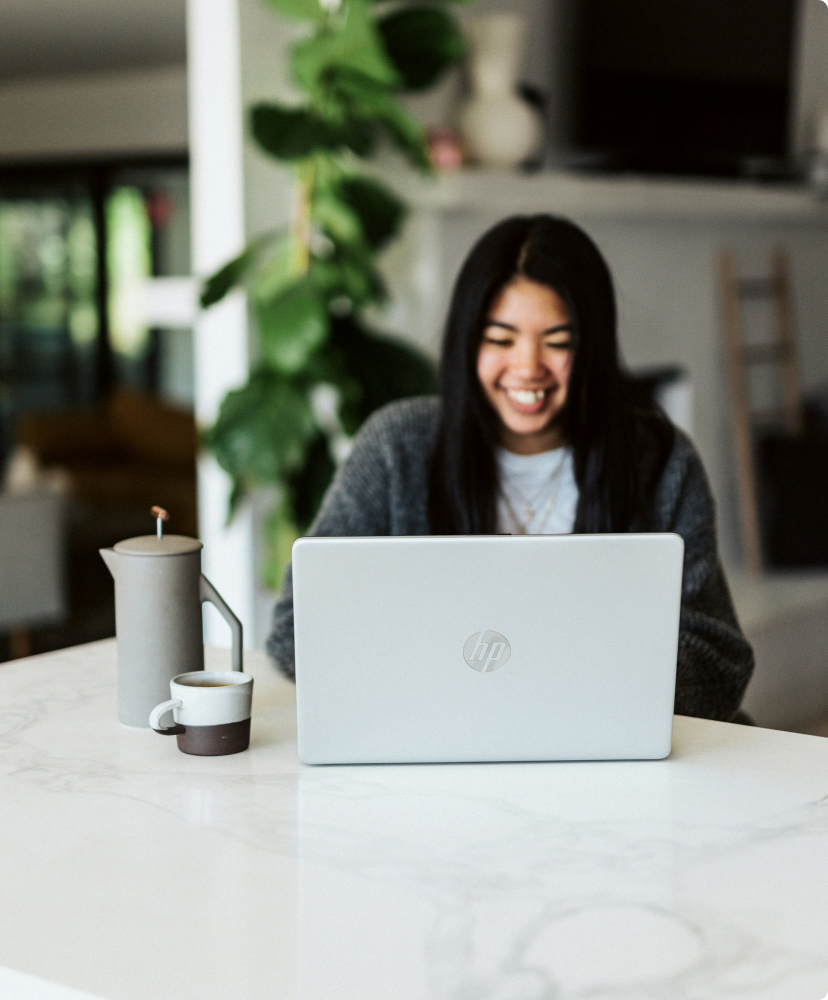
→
(427, 215, 674, 534)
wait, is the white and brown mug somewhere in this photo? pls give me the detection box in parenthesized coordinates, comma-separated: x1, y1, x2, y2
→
(149, 671, 253, 755)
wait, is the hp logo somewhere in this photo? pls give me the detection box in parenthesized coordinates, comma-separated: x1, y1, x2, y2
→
(463, 631, 511, 673)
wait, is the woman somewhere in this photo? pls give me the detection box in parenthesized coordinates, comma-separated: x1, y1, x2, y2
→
(268, 215, 754, 720)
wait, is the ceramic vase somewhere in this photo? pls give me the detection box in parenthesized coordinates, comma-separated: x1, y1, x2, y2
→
(459, 14, 542, 169)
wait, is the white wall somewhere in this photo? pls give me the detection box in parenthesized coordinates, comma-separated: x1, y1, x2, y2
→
(600, 218, 828, 565)
(0, 65, 187, 162)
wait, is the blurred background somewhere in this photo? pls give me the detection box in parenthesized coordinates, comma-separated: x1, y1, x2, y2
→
(1, 0, 828, 736)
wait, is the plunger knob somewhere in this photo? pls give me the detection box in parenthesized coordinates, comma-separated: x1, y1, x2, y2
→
(151, 506, 170, 540)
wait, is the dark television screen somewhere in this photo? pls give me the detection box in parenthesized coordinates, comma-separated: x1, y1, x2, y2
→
(569, 0, 798, 178)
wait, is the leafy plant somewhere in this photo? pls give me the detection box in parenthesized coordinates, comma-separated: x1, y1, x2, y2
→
(201, 0, 471, 588)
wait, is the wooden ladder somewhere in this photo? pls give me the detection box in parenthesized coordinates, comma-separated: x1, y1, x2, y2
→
(719, 248, 802, 572)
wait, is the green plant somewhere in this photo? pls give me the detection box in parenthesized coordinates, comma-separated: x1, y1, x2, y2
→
(201, 0, 470, 588)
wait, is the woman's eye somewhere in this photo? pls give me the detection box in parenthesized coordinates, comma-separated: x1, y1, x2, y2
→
(484, 337, 513, 347)
(545, 340, 572, 350)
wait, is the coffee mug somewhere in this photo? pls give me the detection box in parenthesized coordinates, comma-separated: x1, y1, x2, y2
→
(149, 671, 253, 755)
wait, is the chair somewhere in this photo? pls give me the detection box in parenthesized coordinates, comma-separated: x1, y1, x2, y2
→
(15, 388, 198, 538)
(0, 492, 65, 658)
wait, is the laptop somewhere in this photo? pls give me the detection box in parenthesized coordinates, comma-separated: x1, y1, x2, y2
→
(292, 533, 684, 764)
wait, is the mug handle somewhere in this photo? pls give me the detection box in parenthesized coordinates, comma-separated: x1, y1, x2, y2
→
(200, 575, 243, 671)
(150, 699, 185, 734)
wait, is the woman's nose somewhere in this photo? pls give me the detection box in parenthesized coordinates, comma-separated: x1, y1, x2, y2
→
(512, 339, 545, 376)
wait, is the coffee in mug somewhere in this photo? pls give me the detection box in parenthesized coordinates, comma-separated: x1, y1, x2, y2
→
(149, 670, 253, 755)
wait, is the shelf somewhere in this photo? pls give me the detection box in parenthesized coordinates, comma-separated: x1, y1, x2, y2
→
(387, 168, 828, 223)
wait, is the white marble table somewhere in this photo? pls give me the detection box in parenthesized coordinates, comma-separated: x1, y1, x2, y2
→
(2, 640, 828, 1000)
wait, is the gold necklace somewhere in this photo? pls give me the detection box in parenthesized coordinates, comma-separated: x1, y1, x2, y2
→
(499, 464, 566, 535)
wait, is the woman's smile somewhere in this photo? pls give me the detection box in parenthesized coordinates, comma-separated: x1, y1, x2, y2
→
(500, 384, 555, 417)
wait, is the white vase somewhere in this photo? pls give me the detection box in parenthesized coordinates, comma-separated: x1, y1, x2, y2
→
(459, 14, 542, 169)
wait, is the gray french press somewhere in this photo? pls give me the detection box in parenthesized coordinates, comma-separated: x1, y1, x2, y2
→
(100, 507, 243, 727)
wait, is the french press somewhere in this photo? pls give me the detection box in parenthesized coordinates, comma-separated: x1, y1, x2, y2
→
(100, 507, 243, 727)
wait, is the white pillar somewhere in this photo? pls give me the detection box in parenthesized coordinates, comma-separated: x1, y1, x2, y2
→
(186, 0, 294, 650)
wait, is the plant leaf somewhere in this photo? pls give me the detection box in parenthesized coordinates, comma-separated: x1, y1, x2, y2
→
(205, 369, 316, 487)
(331, 70, 430, 168)
(312, 189, 364, 246)
(251, 104, 333, 159)
(264, 0, 327, 23)
(304, 348, 363, 413)
(251, 102, 377, 159)
(227, 477, 246, 521)
(253, 237, 302, 302)
(200, 231, 279, 308)
(291, 0, 400, 91)
(333, 116, 378, 156)
(336, 175, 406, 250)
(264, 492, 301, 591)
(310, 242, 386, 308)
(377, 6, 465, 92)
(330, 316, 437, 432)
(286, 432, 336, 531)
(367, 98, 429, 168)
(256, 280, 329, 374)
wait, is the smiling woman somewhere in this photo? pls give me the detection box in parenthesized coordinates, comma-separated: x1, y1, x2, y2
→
(267, 214, 755, 723)
(427, 215, 670, 537)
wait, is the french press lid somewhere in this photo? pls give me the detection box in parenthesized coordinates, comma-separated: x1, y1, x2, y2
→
(112, 506, 203, 556)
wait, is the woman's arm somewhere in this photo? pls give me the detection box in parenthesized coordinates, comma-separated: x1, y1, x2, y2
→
(659, 435, 755, 720)
(266, 397, 441, 679)
(266, 411, 394, 680)
(267, 566, 299, 681)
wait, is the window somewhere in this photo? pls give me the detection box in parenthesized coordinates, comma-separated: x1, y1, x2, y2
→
(0, 158, 189, 463)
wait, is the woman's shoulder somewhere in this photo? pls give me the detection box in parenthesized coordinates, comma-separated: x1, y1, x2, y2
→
(633, 410, 698, 482)
(357, 396, 441, 453)
(661, 425, 706, 488)
(648, 421, 715, 530)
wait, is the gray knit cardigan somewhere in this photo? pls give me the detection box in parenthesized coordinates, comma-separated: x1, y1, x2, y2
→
(267, 396, 754, 721)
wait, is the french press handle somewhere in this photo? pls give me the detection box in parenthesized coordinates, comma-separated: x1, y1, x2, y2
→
(199, 575, 243, 671)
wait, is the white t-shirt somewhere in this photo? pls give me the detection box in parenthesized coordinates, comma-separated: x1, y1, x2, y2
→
(495, 446, 579, 535)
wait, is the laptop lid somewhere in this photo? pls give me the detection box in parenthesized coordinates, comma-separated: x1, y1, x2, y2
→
(293, 533, 683, 764)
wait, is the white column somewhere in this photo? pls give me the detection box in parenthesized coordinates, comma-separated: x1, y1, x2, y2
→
(187, 0, 295, 650)
(187, 0, 253, 650)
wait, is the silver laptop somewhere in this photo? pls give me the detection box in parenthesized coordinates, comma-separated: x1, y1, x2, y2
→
(292, 533, 684, 764)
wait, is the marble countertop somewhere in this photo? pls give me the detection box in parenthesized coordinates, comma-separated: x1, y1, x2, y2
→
(2, 640, 828, 1000)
